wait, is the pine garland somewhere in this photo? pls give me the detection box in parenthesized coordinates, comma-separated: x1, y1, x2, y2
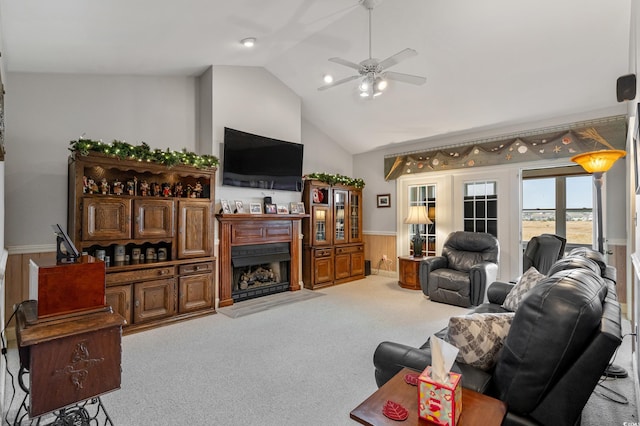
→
(304, 172, 365, 188)
(69, 138, 219, 169)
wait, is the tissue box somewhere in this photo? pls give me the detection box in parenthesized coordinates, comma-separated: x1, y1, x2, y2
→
(418, 366, 462, 426)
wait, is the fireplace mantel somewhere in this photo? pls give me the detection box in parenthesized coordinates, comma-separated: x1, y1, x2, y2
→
(216, 214, 307, 307)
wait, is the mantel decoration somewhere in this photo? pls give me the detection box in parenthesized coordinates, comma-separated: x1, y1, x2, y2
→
(384, 115, 627, 180)
(69, 138, 219, 169)
(303, 172, 365, 188)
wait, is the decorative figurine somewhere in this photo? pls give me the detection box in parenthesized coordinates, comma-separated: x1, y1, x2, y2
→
(152, 182, 161, 197)
(174, 182, 183, 197)
(83, 176, 89, 194)
(126, 180, 135, 196)
(193, 181, 203, 198)
(88, 178, 99, 194)
(139, 180, 150, 196)
(113, 179, 123, 195)
(100, 178, 109, 195)
(162, 183, 171, 197)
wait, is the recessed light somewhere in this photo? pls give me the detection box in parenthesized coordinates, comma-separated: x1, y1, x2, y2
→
(323, 74, 333, 84)
(241, 37, 256, 48)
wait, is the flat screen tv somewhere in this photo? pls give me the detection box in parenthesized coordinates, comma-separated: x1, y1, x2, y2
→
(222, 127, 304, 192)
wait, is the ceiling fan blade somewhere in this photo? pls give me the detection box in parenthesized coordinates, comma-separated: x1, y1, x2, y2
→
(318, 75, 360, 91)
(328, 57, 363, 71)
(384, 71, 426, 85)
(378, 48, 418, 70)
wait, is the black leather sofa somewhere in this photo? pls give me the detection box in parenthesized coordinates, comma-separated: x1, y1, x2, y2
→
(373, 250, 622, 426)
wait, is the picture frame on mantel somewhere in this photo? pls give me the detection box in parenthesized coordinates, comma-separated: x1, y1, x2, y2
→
(377, 194, 391, 208)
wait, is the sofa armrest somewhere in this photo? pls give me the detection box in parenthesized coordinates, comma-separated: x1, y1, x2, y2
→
(486, 281, 515, 305)
(469, 261, 499, 305)
(373, 341, 493, 393)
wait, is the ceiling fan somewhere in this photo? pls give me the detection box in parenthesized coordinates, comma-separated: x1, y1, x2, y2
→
(318, 0, 426, 98)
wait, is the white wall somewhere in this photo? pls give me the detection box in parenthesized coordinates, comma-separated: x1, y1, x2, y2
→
(5, 72, 198, 248)
(301, 117, 352, 177)
(211, 66, 302, 207)
(4, 68, 351, 248)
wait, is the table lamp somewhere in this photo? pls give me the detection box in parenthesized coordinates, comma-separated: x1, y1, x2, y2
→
(404, 206, 432, 258)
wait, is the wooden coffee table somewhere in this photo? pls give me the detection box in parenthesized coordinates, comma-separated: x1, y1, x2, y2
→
(350, 368, 507, 426)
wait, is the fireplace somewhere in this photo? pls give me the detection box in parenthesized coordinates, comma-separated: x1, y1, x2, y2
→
(216, 214, 305, 307)
(231, 243, 290, 302)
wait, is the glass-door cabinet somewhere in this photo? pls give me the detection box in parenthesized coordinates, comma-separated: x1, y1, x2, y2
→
(349, 190, 362, 243)
(302, 179, 365, 290)
(334, 189, 347, 244)
(309, 183, 331, 246)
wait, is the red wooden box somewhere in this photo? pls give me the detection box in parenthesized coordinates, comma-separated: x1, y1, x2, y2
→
(29, 255, 106, 318)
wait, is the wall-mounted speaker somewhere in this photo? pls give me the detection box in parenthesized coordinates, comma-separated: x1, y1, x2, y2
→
(616, 74, 636, 102)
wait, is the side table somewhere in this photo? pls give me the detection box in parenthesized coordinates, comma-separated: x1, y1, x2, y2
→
(350, 368, 507, 426)
(398, 256, 423, 290)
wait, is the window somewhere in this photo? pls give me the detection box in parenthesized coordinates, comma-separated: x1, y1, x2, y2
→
(463, 181, 498, 237)
(408, 185, 436, 256)
(522, 166, 592, 246)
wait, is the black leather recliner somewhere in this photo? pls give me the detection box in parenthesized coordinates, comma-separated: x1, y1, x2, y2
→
(420, 231, 499, 307)
(373, 252, 622, 426)
(523, 233, 566, 275)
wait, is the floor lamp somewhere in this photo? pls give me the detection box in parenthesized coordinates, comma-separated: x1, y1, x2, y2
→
(571, 148, 627, 378)
(404, 206, 432, 258)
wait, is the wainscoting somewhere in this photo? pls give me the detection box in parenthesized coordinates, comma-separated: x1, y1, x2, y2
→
(4, 250, 56, 329)
(363, 233, 397, 274)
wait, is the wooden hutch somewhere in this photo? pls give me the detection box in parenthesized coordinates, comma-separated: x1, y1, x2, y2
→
(68, 151, 216, 333)
(302, 179, 364, 289)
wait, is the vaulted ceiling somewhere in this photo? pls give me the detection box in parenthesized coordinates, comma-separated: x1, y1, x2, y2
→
(0, 0, 632, 154)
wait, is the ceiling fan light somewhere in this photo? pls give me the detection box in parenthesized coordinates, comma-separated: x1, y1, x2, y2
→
(360, 91, 370, 98)
(376, 78, 388, 91)
(240, 37, 256, 48)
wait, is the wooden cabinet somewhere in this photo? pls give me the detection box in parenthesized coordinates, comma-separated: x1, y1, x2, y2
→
(398, 255, 422, 290)
(134, 199, 174, 239)
(68, 151, 217, 333)
(82, 197, 131, 240)
(133, 278, 176, 324)
(106, 284, 132, 325)
(178, 261, 213, 313)
(302, 180, 365, 289)
(177, 199, 212, 258)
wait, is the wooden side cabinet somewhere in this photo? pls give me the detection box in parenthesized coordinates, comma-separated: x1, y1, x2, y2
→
(133, 278, 177, 324)
(178, 261, 213, 313)
(398, 255, 423, 290)
(106, 285, 132, 325)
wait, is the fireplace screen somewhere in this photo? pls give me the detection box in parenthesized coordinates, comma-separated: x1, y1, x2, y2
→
(231, 243, 291, 302)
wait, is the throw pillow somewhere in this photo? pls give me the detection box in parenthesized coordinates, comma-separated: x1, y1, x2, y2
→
(502, 266, 546, 311)
(446, 312, 515, 370)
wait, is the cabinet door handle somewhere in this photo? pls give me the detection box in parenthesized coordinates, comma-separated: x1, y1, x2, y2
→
(135, 300, 140, 307)
(159, 269, 168, 275)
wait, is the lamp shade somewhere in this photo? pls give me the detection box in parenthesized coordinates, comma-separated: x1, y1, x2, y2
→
(404, 206, 432, 224)
(570, 149, 626, 173)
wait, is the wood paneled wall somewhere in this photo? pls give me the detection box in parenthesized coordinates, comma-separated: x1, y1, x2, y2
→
(364, 234, 397, 273)
(5, 251, 56, 326)
(608, 243, 627, 311)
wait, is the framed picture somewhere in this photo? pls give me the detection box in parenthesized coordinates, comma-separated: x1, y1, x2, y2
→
(265, 203, 277, 214)
(290, 202, 299, 214)
(297, 202, 306, 214)
(249, 202, 262, 214)
(377, 194, 391, 208)
(220, 199, 232, 214)
(277, 204, 289, 214)
(234, 200, 245, 213)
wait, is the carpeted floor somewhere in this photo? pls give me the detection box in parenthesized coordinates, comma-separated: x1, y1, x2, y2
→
(3, 275, 638, 425)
